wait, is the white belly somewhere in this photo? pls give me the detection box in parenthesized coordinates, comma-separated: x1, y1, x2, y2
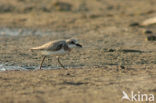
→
(41, 49, 68, 56)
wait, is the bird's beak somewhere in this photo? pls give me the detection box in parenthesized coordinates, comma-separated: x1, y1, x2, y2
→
(76, 43, 82, 48)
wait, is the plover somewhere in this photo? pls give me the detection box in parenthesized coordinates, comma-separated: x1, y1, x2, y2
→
(31, 39, 82, 69)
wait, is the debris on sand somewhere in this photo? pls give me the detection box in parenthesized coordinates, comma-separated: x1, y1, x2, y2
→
(143, 30, 156, 41)
(103, 48, 144, 53)
(146, 35, 156, 41)
(140, 17, 156, 26)
(129, 22, 140, 27)
(52, 1, 72, 11)
(0, 4, 15, 13)
(143, 29, 153, 34)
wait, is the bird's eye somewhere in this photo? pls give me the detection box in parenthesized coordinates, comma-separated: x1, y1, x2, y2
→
(71, 41, 75, 44)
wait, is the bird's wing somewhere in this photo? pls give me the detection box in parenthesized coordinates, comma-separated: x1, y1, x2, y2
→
(31, 40, 65, 51)
(47, 41, 65, 51)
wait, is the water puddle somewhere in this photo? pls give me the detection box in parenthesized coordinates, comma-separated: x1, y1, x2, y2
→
(0, 28, 57, 36)
(0, 64, 26, 71)
(0, 64, 58, 71)
(0, 64, 85, 71)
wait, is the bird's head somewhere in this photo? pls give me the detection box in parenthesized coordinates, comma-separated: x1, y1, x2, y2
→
(66, 39, 82, 49)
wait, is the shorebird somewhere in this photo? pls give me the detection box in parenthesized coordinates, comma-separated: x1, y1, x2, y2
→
(31, 39, 82, 69)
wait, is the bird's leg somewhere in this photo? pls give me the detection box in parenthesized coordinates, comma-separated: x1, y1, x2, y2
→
(40, 56, 46, 69)
(57, 57, 65, 69)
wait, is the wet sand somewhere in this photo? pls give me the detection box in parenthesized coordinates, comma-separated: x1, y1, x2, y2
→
(0, 0, 156, 103)
(0, 68, 156, 103)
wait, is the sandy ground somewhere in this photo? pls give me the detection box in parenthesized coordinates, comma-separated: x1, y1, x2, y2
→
(0, 0, 156, 103)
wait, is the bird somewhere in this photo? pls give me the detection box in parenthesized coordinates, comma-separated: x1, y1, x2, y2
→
(30, 39, 82, 69)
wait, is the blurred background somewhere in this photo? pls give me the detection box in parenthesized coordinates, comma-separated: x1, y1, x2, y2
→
(0, 0, 155, 30)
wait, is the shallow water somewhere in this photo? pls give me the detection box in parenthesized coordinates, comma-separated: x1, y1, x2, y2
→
(0, 64, 86, 71)
(0, 64, 57, 71)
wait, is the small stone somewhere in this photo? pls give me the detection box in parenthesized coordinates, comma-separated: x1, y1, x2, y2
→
(141, 17, 156, 26)
(120, 65, 125, 69)
(144, 30, 153, 34)
(108, 49, 116, 52)
(53, 1, 72, 11)
(146, 35, 156, 41)
(129, 22, 140, 27)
